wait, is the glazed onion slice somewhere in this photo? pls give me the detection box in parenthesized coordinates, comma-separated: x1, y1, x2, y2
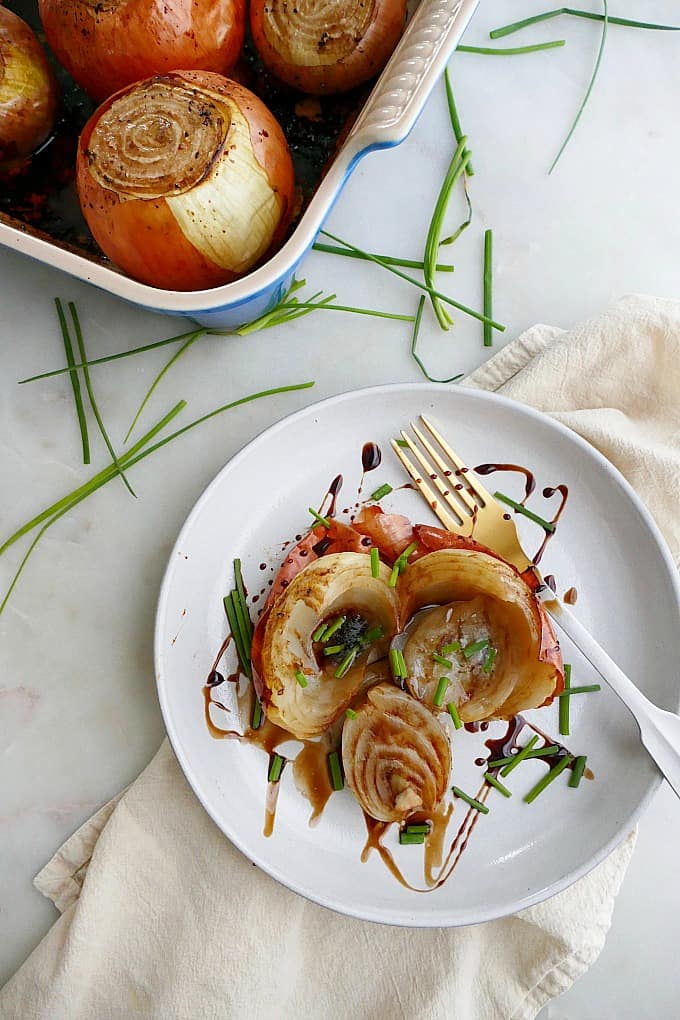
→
(343, 683, 451, 823)
(250, 0, 407, 95)
(76, 73, 295, 291)
(256, 552, 399, 740)
(400, 549, 563, 721)
(0, 7, 58, 171)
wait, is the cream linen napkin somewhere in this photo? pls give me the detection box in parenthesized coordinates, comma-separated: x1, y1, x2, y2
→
(2, 294, 679, 1020)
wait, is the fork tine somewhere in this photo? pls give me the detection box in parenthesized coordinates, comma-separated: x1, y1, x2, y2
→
(410, 422, 477, 516)
(390, 440, 464, 531)
(420, 415, 494, 506)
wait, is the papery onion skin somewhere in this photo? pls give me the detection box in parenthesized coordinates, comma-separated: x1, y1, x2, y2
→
(39, 0, 246, 103)
(0, 7, 58, 171)
(250, 0, 407, 95)
(76, 72, 295, 291)
(343, 683, 451, 823)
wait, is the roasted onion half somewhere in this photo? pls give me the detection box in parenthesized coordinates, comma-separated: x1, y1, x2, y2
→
(254, 552, 399, 740)
(250, 0, 407, 95)
(0, 7, 58, 172)
(399, 548, 563, 721)
(343, 683, 451, 823)
(39, 0, 245, 103)
(76, 72, 295, 291)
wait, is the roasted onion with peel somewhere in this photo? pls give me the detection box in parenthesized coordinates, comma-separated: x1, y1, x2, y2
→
(76, 72, 295, 290)
(342, 683, 451, 823)
(250, 0, 407, 95)
(0, 7, 58, 172)
(255, 552, 399, 740)
(399, 548, 563, 721)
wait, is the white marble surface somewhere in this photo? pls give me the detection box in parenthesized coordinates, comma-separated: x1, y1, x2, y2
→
(2, 1, 680, 1013)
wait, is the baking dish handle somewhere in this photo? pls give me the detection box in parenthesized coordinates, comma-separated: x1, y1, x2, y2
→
(343, 0, 479, 161)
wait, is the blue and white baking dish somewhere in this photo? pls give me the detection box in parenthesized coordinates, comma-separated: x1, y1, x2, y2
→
(0, 0, 478, 328)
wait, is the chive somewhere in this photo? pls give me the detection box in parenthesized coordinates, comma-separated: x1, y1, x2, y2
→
(370, 483, 393, 501)
(396, 650, 408, 680)
(55, 298, 90, 465)
(557, 684, 601, 696)
(308, 507, 331, 528)
(500, 735, 539, 777)
(395, 439, 409, 448)
(444, 68, 473, 175)
(569, 755, 588, 788)
(494, 491, 556, 531)
(549, 1, 608, 173)
(231, 589, 252, 660)
(524, 754, 572, 803)
(321, 230, 505, 332)
(452, 787, 489, 813)
(490, 8, 680, 38)
(124, 330, 202, 443)
(312, 623, 328, 642)
(398, 542, 418, 569)
(405, 824, 431, 835)
(409, 295, 463, 384)
(482, 229, 494, 348)
(559, 662, 571, 736)
(323, 644, 345, 656)
(482, 646, 497, 674)
(463, 638, 489, 659)
(345, 708, 357, 720)
(251, 698, 263, 730)
(488, 745, 560, 768)
(312, 242, 454, 273)
(389, 563, 400, 587)
(484, 773, 512, 798)
(224, 593, 251, 678)
(399, 831, 425, 845)
(234, 559, 252, 637)
(441, 642, 461, 655)
(370, 546, 380, 577)
(362, 625, 384, 644)
(322, 616, 345, 641)
(268, 754, 284, 783)
(432, 653, 453, 669)
(334, 649, 357, 679)
(389, 647, 401, 681)
(423, 137, 471, 329)
(328, 751, 344, 790)
(433, 676, 449, 708)
(447, 702, 462, 729)
(295, 669, 308, 688)
(458, 40, 566, 55)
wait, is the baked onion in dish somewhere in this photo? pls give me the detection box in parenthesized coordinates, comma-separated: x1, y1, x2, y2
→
(76, 73, 295, 291)
(399, 548, 563, 721)
(39, 0, 246, 103)
(250, 0, 407, 96)
(254, 552, 399, 740)
(342, 683, 451, 823)
(0, 7, 58, 172)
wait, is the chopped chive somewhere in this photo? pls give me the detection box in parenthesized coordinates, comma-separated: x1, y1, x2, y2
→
(490, 8, 680, 39)
(308, 507, 331, 528)
(396, 650, 408, 680)
(55, 298, 90, 465)
(482, 646, 497, 674)
(295, 669, 308, 688)
(458, 40, 566, 55)
(447, 702, 462, 729)
(569, 755, 588, 788)
(362, 625, 384, 644)
(395, 438, 409, 448)
(524, 755, 573, 803)
(312, 622, 328, 642)
(433, 676, 449, 707)
(268, 754, 284, 783)
(484, 772, 512, 798)
(488, 745, 560, 768)
(483, 229, 493, 348)
(409, 295, 464, 383)
(463, 638, 490, 659)
(441, 641, 461, 655)
(312, 241, 454, 273)
(389, 563, 400, 587)
(452, 787, 489, 814)
(334, 649, 357, 678)
(345, 708, 357, 720)
(444, 68, 473, 175)
(322, 616, 346, 641)
(500, 735, 539, 777)
(399, 831, 426, 845)
(323, 644, 345, 656)
(559, 663, 571, 736)
(432, 653, 453, 669)
(557, 684, 601, 696)
(405, 824, 431, 835)
(398, 542, 418, 570)
(494, 491, 556, 531)
(389, 647, 401, 681)
(251, 698, 263, 730)
(370, 483, 393, 501)
(370, 547, 380, 577)
(233, 559, 252, 637)
(328, 751, 344, 790)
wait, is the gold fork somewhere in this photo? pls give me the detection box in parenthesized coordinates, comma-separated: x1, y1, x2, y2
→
(391, 415, 680, 800)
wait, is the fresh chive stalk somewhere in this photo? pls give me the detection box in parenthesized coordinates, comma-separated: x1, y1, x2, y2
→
(494, 491, 556, 531)
(295, 669, 308, 688)
(484, 772, 512, 798)
(490, 8, 680, 38)
(334, 649, 357, 679)
(500, 735, 540, 777)
(251, 698, 263, 730)
(312, 242, 454, 273)
(524, 754, 573, 803)
(444, 68, 473, 175)
(370, 483, 393, 501)
(396, 650, 408, 679)
(124, 330, 202, 443)
(433, 676, 449, 707)
(458, 40, 566, 55)
(312, 622, 328, 643)
(389, 562, 400, 588)
(55, 298, 90, 465)
(463, 638, 490, 659)
(487, 745, 560, 769)
(410, 296, 464, 384)
(323, 616, 346, 642)
(483, 229, 494, 348)
(569, 755, 588, 788)
(432, 653, 453, 669)
(370, 546, 381, 577)
(399, 831, 426, 845)
(447, 702, 462, 729)
(328, 751, 344, 790)
(308, 507, 331, 528)
(559, 663, 572, 735)
(452, 787, 489, 813)
(557, 684, 601, 696)
(268, 754, 284, 783)
(424, 137, 471, 329)
(441, 642, 461, 655)
(323, 644, 345, 656)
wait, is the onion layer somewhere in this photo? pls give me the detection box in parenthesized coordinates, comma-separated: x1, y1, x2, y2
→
(39, 0, 246, 102)
(342, 683, 451, 823)
(250, 0, 407, 95)
(76, 72, 295, 290)
(0, 7, 58, 171)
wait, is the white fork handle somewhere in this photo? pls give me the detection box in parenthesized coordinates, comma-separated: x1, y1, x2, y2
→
(547, 599, 680, 799)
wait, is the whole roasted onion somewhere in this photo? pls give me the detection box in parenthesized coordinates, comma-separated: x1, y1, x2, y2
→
(399, 548, 563, 721)
(342, 683, 451, 823)
(254, 552, 399, 740)
(76, 72, 295, 290)
(39, 0, 245, 103)
(250, 0, 407, 95)
(0, 7, 58, 172)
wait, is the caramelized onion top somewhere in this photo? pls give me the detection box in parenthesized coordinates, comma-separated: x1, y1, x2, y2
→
(264, 0, 375, 67)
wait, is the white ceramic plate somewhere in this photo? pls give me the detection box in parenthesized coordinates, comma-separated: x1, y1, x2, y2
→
(155, 383, 680, 926)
